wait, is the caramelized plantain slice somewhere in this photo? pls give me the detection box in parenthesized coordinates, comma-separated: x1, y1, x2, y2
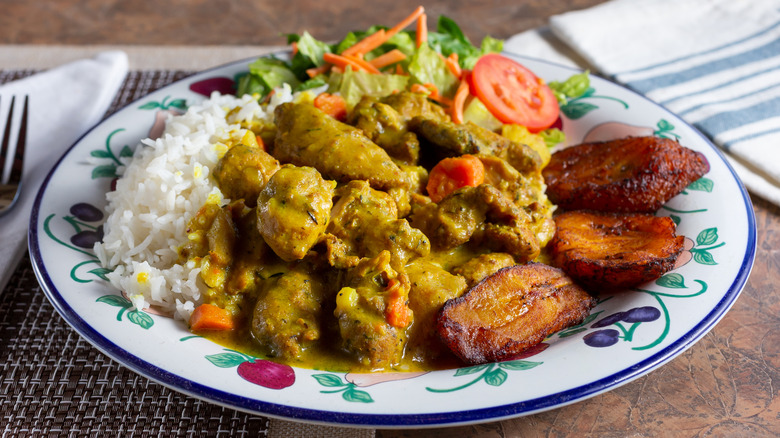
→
(542, 136, 709, 213)
(436, 263, 595, 365)
(549, 210, 684, 291)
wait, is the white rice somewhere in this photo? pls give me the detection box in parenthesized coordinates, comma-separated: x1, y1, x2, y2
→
(94, 87, 301, 320)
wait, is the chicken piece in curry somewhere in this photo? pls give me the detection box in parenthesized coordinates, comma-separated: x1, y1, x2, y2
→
(181, 93, 565, 372)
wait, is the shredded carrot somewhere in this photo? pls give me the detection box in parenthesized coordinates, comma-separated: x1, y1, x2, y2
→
(416, 13, 428, 48)
(395, 63, 406, 75)
(386, 6, 425, 39)
(451, 76, 470, 124)
(339, 6, 425, 58)
(261, 89, 276, 104)
(411, 83, 452, 106)
(445, 53, 462, 79)
(313, 93, 348, 121)
(344, 54, 382, 74)
(426, 154, 486, 203)
(323, 52, 381, 74)
(341, 29, 387, 57)
(291, 41, 299, 57)
(190, 303, 235, 331)
(410, 83, 429, 95)
(306, 64, 331, 78)
(368, 49, 407, 69)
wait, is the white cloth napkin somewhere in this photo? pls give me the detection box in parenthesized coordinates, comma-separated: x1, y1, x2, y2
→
(505, 0, 780, 206)
(0, 51, 128, 292)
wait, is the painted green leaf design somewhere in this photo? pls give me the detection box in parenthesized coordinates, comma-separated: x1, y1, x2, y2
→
(697, 228, 719, 246)
(454, 364, 490, 376)
(92, 164, 118, 179)
(206, 352, 248, 368)
(579, 87, 596, 98)
(343, 388, 374, 403)
(656, 273, 686, 289)
(88, 267, 112, 281)
(97, 295, 132, 308)
(670, 215, 681, 226)
(484, 368, 508, 387)
(657, 119, 675, 131)
(579, 312, 600, 326)
(127, 310, 154, 329)
(694, 251, 717, 265)
(687, 177, 714, 192)
(139, 102, 161, 110)
(558, 327, 587, 337)
(312, 373, 346, 387)
(561, 101, 598, 119)
(90, 150, 113, 158)
(120, 145, 134, 157)
(498, 360, 543, 371)
(168, 99, 187, 109)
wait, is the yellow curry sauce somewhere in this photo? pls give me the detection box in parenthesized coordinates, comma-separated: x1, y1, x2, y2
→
(179, 91, 555, 373)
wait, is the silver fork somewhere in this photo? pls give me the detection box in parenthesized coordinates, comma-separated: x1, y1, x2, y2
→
(0, 95, 29, 217)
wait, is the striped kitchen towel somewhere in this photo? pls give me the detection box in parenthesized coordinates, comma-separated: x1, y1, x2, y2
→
(506, 0, 780, 206)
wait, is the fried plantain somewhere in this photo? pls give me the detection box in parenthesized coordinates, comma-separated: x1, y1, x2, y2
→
(436, 263, 595, 365)
(542, 136, 709, 213)
(549, 210, 684, 291)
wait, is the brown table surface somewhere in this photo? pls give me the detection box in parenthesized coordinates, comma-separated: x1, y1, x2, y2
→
(3, 1, 779, 436)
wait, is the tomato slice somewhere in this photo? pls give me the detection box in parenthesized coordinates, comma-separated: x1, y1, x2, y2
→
(472, 54, 560, 133)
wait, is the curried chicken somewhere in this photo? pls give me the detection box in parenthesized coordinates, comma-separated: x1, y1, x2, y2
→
(349, 91, 450, 165)
(410, 117, 543, 173)
(323, 180, 430, 269)
(542, 136, 710, 213)
(256, 165, 336, 262)
(212, 144, 280, 207)
(334, 251, 412, 368)
(182, 96, 627, 373)
(273, 102, 410, 191)
(405, 259, 468, 363)
(409, 184, 541, 263)
(452, 252, 516, 288)
(252, 267, 328, 359)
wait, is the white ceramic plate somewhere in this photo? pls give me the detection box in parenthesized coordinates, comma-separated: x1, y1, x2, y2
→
(29, 53, 756, 428)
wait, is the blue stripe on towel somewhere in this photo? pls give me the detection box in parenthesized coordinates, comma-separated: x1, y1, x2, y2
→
(624, 36, 780, 94)
(617, 20, 780, 76)
(694, 95, 780, 142)
(677, 83, 780, 117)
(661, 64, 780, 106)
(727, 125, 780, 146)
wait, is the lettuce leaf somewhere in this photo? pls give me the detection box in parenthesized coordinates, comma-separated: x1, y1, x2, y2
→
(548, 71, 590, 104)
(236, 57, 301, 98)
(539, 128, 566, 148)
(285, 32, 334, 80)
(427, 15, 503, 70)
(296, 31, 332, 67)
(407, 43, 459, 98)
(327, 68, 409, 108)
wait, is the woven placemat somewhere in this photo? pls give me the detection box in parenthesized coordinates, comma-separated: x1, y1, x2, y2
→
(0, 69, 375, 438)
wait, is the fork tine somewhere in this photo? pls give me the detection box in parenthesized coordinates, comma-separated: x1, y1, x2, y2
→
(0, 95, 13, 182)
(8, 95, 28, 184)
